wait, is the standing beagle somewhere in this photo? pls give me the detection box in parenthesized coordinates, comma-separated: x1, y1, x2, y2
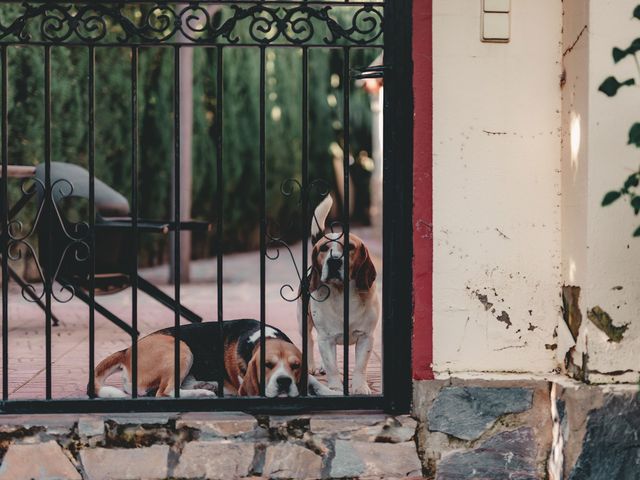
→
(300, 196, 380, 394)
(92, 319, 333, 398)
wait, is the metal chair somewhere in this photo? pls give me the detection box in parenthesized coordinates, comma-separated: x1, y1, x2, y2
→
(31, 162, 208, 336)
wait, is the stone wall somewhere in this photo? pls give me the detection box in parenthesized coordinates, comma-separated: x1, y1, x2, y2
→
(413, 378, 640, 480)
(0, 380, 637, 479)
(413, 379, 552, 479)
(0, 412, 422, 480)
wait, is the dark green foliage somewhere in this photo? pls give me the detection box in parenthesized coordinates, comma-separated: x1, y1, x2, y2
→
(612, 38, 640, 63)
(624, 172, 640, 190)
(600, 4, 640, 237)
(602, 191, 622, 206)
(628, 123, 640, 147)
(1, 5, 377, 263)
(598, 76, 635, 96)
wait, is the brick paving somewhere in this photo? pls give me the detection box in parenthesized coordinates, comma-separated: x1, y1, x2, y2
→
(0, 227, 381, 399)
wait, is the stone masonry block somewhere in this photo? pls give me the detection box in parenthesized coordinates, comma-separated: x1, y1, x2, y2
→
(263, 443, 323, 479)
(568, 394, 640, 480)
(173, 441, 254, 479)
(428, 386, 533, 441)
(436, 427, 537, 480)
(0, 441, 81, 480)
(310, 414, 387, 435)
(331, 440, 422, 478)
(176, 412, 257, 437)
(78, 417, 105, 438)
(80, 445, 169, 480)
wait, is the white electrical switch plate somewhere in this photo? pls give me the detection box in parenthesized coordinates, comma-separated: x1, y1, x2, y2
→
(482, 12, 510, 42)
(483, 0, 510, 13)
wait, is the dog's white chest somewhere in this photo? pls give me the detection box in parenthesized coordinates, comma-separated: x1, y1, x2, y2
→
(310, 281, 379, 344)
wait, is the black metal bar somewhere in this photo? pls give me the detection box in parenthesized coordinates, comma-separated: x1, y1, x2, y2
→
(44, 45, 52, 400)
(1, 45, 7, 401)
(300, 46, 309, 396)
(0, 42, 382, 49)
(87, 45, 96, 398)
(136, 276, 202, 324)
(68, 284, 138, 337)
(0, 0, 408, 414)
(0, 394, 386, 415)
(382, 0, 412, 413)
(7, 190, 35, 222)
(216, 46, 224, 398)
(173, 45, 181, 398)
(7, 267, 61, 327)
(131, 46, 139, 398)
(3, 0, 383, 4)
(342, 46, 350, 396)
(0, 43, 383, 49)
(259, 46, 266, 397)
(2, 0, 383, 6)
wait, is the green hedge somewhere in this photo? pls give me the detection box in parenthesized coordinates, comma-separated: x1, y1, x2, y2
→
(3, 6, 378, 265)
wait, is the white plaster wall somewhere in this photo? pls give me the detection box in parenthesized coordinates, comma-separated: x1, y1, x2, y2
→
(572, 0, 640, 383)
(560, 0, 590, 372)
(432, 0, 563, 375)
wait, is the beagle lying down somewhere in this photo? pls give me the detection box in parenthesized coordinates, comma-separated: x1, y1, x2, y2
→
(92, 319, 335, 398)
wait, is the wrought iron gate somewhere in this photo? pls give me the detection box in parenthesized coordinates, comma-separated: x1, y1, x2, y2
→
(0, 0, 412, 414)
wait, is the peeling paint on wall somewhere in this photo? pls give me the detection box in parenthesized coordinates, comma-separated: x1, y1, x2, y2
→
(472, 289, 514, 330)
(474, 291, 494, 311)
(497, 311, 512, 329)
(432, 0, 562, 375)
(586, 307, 628, 343)
(561, 286, 582, 340)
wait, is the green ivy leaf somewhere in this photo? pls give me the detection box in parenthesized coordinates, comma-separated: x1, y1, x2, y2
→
(625, 173, 640, 191)
(602, 191, 622, 206)
(634, 225, 640, 237)
(599, 76, 635, 97)
(615, 38, 640, 63)
(631, 196, 640, 214)
(631, 37, 640, 49)
(629, 123, 640, 147)
(634, 5, 640, 20)
(613, 47, 628, 62)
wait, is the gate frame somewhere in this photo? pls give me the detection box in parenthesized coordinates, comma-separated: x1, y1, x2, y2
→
(381, 0, 413, 413)
(0, 0, 414, 415)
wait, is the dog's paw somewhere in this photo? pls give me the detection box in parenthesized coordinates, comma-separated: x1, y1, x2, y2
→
(310, 366, 326, 376)
(193, 381, 218, 393)
(328, 380, 343, 392)
(351, 381, 372, 395)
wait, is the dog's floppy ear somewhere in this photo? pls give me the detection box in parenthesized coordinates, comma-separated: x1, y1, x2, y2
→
(353, 244, 376, 291)
(239, 353, 260, 396)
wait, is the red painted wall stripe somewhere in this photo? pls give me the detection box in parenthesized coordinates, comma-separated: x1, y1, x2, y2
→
(412, 0, 434, 380)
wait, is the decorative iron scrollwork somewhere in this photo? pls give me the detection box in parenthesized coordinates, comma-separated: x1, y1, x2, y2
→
(7, 177, 90, 304)
(267, 177, 354, 305)
(0, 2, 383, 46)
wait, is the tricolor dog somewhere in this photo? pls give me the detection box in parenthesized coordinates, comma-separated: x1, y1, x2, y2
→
(92, 319, 333, 398)
(300, 196, 380, 394)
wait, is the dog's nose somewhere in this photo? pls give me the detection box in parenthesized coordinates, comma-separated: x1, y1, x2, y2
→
(327, 257, 342, 272)
(276, 376, 292, 391)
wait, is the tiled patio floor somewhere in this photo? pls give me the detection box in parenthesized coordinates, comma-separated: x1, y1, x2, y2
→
(0, 227, 382, 399)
